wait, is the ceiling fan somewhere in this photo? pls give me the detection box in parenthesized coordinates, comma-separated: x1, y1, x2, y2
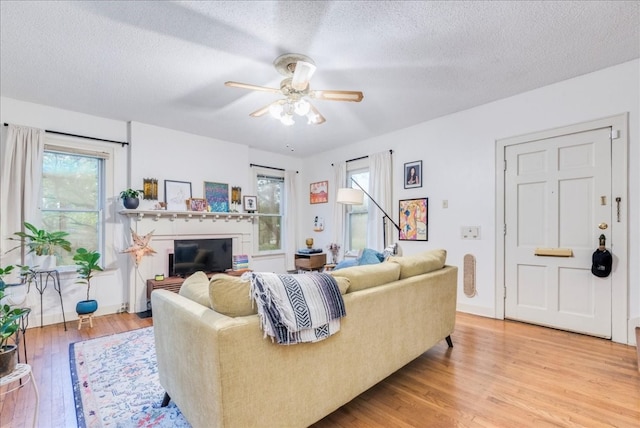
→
(225, 53, 364, 125)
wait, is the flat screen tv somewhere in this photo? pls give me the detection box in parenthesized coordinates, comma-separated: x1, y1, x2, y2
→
(173, 238, 232, 277)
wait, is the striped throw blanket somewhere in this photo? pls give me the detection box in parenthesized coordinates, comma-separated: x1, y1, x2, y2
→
(245, 272, 346, 344)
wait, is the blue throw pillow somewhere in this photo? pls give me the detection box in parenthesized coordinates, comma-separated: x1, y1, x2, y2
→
(333, 259, 359, 271)
(359, 248, 382, 266)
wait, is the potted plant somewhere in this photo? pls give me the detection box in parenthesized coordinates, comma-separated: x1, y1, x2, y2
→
(0, 287, 29, 377)
(73, 248, 103, 316)
(0, 265, 15, 289)
(10, 222, 72, 270)
(120, 188, 143, 209)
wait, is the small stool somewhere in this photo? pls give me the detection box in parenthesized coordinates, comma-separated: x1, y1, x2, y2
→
(1, 363, 39, 428)
(77, 313, 94, 330)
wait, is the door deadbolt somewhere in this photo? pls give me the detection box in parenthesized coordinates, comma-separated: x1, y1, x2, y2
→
(598, 222, 608, 230)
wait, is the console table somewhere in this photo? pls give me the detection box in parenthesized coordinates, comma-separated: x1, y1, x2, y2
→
(294, 252, 327, 272)
(146, 276, 185, 309)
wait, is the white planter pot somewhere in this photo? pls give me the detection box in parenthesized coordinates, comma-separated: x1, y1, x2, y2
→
(28, 254, 57, 271)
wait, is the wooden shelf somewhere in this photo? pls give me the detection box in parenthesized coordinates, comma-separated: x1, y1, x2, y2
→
(119, 209, 256, 222)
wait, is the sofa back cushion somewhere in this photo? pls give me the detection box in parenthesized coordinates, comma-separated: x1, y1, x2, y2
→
(209, 274, 257, 317)
(178, 271, 212, 308)
(208, 273, 351, 317)
(388, 249, 447, 279)
(330, 262, 401, 293)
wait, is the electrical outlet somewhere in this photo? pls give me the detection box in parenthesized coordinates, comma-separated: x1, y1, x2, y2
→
(442, 199, 448, 209)
(461, 226, 480, 240)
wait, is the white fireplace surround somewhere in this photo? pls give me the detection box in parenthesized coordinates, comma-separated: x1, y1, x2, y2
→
(120, 210, 255, 313)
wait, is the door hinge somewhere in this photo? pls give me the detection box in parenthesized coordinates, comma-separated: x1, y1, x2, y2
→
(503, 286, 507, 299)
(503, 224, 507, 235)
(611, 129, 620, 140)
(504, 159, 507, 171)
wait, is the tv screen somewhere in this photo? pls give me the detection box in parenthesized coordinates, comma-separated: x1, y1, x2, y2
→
(173, 238, 232, 277)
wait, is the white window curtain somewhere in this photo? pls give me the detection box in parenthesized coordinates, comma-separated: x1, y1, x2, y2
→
(284, 169, 298, 271)
(367, 151, 393, 250)
(0, 124, 45, 265)
(332, 161, 347, 249)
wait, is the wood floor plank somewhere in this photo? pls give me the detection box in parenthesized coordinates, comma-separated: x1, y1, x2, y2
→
(1, 312, 638, 428)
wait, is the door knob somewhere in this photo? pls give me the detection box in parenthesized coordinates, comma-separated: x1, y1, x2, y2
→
(598, 222, 608, 230)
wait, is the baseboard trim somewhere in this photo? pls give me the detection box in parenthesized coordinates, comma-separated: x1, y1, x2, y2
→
(457, 303, 496, 319)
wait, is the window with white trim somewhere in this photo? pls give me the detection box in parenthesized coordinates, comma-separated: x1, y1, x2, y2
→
(346, 166, 369, 252)
(41, 139, 109, 266)
(255, 170, 284, 252)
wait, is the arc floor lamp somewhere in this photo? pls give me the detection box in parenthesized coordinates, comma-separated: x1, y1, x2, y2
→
(336, 178, 400, 248)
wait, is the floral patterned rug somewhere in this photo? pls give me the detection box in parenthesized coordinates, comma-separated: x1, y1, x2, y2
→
(69, 327, 190, 427)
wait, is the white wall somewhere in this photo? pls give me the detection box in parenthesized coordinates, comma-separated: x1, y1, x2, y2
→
(302, 60, 639, 338)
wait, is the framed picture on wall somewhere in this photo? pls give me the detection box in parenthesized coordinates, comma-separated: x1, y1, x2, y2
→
(164, 180, 192, 211)
(399, 198, 428, 241)
(404, 160, 422, 189)
(310, 180, 328, 204)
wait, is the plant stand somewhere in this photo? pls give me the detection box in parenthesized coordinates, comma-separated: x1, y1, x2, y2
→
(77, 313, 94, 330)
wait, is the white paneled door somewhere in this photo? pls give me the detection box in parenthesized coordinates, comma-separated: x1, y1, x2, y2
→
(504, 127, 612, 338)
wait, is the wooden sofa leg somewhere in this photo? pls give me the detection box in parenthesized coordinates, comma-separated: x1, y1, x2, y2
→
(445, 335, 453, 348)
(161, 392, 171, 407)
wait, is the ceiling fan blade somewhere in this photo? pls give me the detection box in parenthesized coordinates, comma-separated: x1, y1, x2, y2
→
(310, 90, 364, 102)
(249, 100, 284, 117)
(307, 102, 326, 125)
(225, 81, 281, 94)
(291, 61, 316, 91)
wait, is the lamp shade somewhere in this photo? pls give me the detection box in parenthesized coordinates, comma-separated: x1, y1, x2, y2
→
(336, 188, 364, 205)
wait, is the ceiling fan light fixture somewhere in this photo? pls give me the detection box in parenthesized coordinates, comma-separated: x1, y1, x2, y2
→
(294, 99, 310, 116)
(280, 114, 295, 126)
(291, 61, 316, 91)
(269, 102, 284, 119)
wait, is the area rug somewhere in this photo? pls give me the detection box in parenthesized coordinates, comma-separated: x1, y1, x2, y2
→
(69, 327, 191, 427)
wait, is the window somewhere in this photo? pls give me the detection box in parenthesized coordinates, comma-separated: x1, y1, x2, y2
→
(256, 171, 284, 252)
(41, 143, 106, 266)
(346, 168, 369, 252)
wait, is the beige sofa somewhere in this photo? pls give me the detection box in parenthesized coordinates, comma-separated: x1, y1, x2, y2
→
(151, 249, 457, 428)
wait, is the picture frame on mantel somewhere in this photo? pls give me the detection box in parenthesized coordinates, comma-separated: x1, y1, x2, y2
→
(164, 180, 192, 211)
(243, 195, 258, 213)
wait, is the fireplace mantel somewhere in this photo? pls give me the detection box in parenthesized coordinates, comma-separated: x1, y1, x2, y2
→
(119, 209, 256, 313)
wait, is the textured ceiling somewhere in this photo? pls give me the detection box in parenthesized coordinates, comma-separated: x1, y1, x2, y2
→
(1, 1, 638, 157)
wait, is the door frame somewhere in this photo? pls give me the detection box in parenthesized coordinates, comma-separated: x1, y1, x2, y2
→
(495, 113, 629, 343)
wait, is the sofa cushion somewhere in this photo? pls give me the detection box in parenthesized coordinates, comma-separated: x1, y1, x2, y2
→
(330, 262, 401, 293)
(178, 271, 212, 308)
(388, 249, 447, 279)
(358, 248, 383, 265)
(209, 274, 256, 317)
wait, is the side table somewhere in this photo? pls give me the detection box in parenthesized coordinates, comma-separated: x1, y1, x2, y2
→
(294, 252, 327, 272)
(1, 363, 39, 428)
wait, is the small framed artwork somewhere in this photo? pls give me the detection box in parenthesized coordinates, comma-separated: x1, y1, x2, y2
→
(399, 198, 428, 241)
(188, 198, 208, 212)
(310, 180, 328, 204)
(243, 195, 258, 212)
(404, 160, 422, 189)
(164, 180, 192, 211)
(204, 181, 229, 212)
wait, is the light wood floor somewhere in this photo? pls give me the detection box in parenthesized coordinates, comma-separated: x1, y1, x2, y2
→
(1, 312, 638, 427)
